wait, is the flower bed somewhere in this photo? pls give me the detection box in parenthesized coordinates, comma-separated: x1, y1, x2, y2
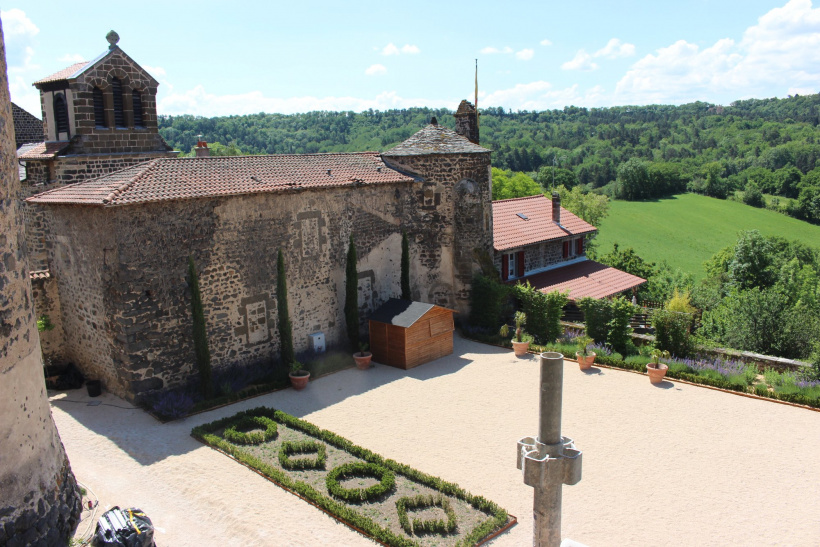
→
(192, 407, 513, 546)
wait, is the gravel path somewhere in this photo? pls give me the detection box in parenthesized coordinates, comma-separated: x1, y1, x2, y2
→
(52, 335, 820, 546)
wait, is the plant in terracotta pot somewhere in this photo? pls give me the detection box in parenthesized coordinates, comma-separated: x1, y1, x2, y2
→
(353, 342, 372, 370)
(288, 360, 310, 390)
(575, 335, 596, 370)
(646, 348, 671, 384)
(500, 311, 531, 357)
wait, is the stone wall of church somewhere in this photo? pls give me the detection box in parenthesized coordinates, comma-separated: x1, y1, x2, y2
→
(44, 168, 488, 400)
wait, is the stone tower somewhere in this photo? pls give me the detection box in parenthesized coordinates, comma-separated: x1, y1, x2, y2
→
(0, 21, 81, 546)
(454, 100, 479, 144)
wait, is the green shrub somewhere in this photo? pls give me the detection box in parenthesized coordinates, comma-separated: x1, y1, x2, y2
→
(754, 383, 770, 396)
(188, 256, 213, 399)
(401, 231, 411, 300)
(277, 249, 294, 368)
(513, 283, 568, 344)
(396, 494, 457, 535)
(469, 274, 510, 330)
(345, 235, 360, 352)
(223, 415, 278, 445)
(326, 462, 395, 503)
(651, 308, 693, 357)
(279, 440, 327, 470)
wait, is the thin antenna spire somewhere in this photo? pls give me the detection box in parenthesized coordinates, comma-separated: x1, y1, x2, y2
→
(475, 59, 479, 134)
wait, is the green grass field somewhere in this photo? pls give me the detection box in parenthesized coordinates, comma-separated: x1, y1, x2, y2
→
(594, 193, 820, 280)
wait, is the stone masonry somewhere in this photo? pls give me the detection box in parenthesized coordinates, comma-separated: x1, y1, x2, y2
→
(0, 22, 81, 546)
(11, 102, 41, 149)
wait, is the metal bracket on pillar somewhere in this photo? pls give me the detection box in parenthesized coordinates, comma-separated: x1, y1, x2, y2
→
(516, 352, 583, 547)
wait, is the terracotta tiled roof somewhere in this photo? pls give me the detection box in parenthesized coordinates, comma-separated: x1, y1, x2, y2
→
(27, 152, 416, 207)
(19, 141, 70, 160)
(33, 61, 90, 85)
(519, 260, 646, 300)
(492, 194, 596, 251)
(383, 124, 489, 156)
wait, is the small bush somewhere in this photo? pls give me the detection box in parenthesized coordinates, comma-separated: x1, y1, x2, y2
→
(651, 308, 693, 357)
(326, 462, 395, 503)
(151, 390, 194, 420)
(513, 283, 568, 344)
(223, 415, 278, 445)
(396, 494, 456, 535)
(470, 274, 510, 329)
(279, 440, 327, 470)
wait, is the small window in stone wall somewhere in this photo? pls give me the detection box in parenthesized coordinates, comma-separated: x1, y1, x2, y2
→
(246, 301, 268, 344)
(111, 77, 125, 128)
(132, 90, 144, 127)
(93, 88, 105, 128)
(53, 93, 69, 135)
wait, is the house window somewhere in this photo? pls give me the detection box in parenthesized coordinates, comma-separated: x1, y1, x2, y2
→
(576, 237, 584, 255)
(93, 87, 105, 128)
(53, 93, 69, 135)
(132, 89, 143, 127)
(502, 251, 525, 281)
(562, 240, 570, 258)
(111, 77, 125, 128)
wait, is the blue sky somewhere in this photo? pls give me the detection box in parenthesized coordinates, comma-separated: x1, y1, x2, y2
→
(3, 0, 819, 117)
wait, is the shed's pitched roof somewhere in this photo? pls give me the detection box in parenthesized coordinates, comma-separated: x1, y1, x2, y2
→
(383, 124, 489, 156)
(27, 152, 415, 207)
(32, 61, 90, 85)
(521, 260, 646, 300)
(369, 299, 450, 328)
(492, 194, 597, 251)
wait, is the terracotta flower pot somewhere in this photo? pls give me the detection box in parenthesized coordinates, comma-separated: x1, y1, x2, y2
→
(353, 351, 372, 370)
(646, 362, 668, 384)
(575, 352, 596, 370)
(511, 340, 530, 357)
(289, 371, 310, 391)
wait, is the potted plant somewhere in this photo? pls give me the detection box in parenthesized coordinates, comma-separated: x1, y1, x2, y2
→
(575, 335, 596, 370)
(353, 342, 372, 370)
(646, 349, 671, 384)
(500, 311, 531, 357)
(288, 360, 310, 390)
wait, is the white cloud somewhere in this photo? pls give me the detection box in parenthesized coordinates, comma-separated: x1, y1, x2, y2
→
(157, 86, 454, 116)
(614, 0, 820, 105)
(561, 50, 598, 71)
(482, 81, 608, 110)
(57, 53, 85, 64)
(1, 9, 39, 38)
(143, 64, 173, 92)
(381, 43, 420, 56)
(594, 38, 635, 59)
(381, 43, 400, 56)
(540, 39, 552, 46)
(515, 48, 534, 60)
(365, 64, 387, 75)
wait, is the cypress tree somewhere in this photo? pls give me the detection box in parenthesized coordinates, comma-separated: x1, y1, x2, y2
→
(345, 235, 359, 352)
(188, 256, 213, 399)
(277, 249, 294, 367)
(401, 231, 411, 300)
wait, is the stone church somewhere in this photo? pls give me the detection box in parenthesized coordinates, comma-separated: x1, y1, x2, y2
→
(23, 34, 493, 401)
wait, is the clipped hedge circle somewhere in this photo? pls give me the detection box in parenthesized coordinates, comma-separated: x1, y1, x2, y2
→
(223, 415, 278, 445)
(326, 462, 395, 503)
(279, 440, 327, 470)
(396, 494, 457, 535)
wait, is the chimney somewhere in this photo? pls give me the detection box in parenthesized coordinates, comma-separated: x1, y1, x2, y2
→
(552, 191, 561, 224)
(195, 140, 210, 157)
(454, 100, 479, 144)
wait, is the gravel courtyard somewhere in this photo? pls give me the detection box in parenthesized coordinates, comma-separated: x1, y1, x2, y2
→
(52, 335, 820, 546)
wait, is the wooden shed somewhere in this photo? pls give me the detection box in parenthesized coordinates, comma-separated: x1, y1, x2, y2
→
(368, 299, 456, 370)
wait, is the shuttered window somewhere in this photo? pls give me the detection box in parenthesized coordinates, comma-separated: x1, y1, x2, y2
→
(502, 255, 509, 280)
(111, 77, 125, 128)
(53, 93, 69, 135)
(132, 89, 143, 127)
(516, 251, 525, 278)
(576, 238, 584, 255)
(562, 241, 570, 258)
(93, 87, 105, 128)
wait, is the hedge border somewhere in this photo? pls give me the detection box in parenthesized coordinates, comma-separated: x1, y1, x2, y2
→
(223, 415, 278, 445)
(326, 462, 395, 503)
(396, 494, 457, 536)
(191, 407, 514, 547)
(278, 440, 327, 470)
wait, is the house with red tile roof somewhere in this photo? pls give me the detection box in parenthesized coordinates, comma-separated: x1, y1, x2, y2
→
(492, 193, 645, 300)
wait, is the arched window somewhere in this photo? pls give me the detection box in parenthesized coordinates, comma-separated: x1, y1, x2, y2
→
(53, 93, 69, 135)
(132, 89, 143, 128)
(111, 77, 125, 128)
(93, 87, 106, 128)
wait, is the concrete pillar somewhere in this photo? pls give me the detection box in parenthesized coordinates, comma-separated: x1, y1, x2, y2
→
(517, 352, 582, 547)
(0, 20, 81, 546)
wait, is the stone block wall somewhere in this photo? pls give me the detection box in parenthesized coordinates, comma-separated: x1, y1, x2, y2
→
(12, 102, 42, 148)
(494, 235, 589, 278)
(30, 274, 66, 365)
(0, 22, 81, 544)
